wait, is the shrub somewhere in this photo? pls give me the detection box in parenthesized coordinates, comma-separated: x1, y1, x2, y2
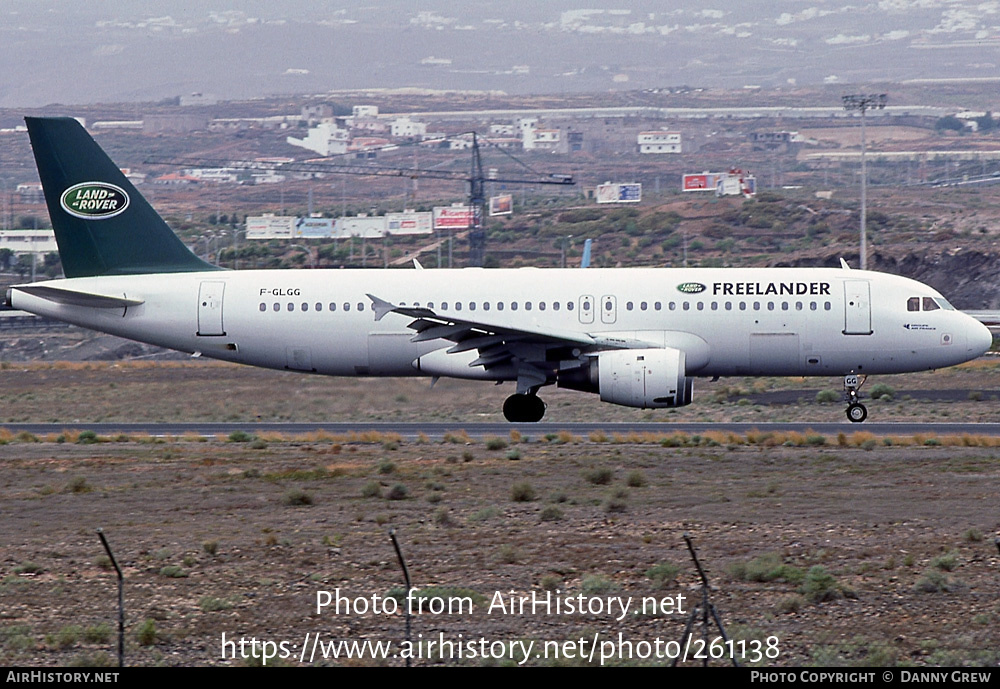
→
(485, 437, 508, 451)
(646, 562, 680, 588)
(282, 488, 314, 506)
(136, 619, 156, 646)
(511, 481, 536, 502)
(228, 430, 253, 443)
(202, 540, 219, 556)
(626, 471, 647, 487)
(540, 506, 564, 522)
(815, 390, 839, 404)
(386, 484, 408, 501)
(728, 552, 803, 584)
(361, 481, 382, 498)
(869, 383, 895, 400)
(583, 467, 613, 485)
(800, 566, 843, 603)
(159, 565, 187, 578)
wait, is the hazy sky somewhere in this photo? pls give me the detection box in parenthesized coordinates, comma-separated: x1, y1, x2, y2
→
(3, 1, 999, 106)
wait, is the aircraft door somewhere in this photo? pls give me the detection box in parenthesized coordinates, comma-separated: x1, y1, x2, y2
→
(578, 295, 594, 324)
(197, 281, 226, 336)
(843, 280, 872, 335)
(600, 295, 617, 324)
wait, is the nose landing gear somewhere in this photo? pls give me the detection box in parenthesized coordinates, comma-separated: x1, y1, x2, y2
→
(503, 392, 546, 423)
(844, 373, 868, 423)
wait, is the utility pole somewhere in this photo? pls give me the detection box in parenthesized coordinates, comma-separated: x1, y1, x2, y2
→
(842, 93, 887, 270)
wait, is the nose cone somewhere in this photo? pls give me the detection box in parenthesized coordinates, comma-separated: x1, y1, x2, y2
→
(969, 319, 993, 357)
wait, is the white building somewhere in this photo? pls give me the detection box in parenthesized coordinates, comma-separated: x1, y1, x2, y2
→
(524, 127, 560, 151)
(391, 118, 427, 139)
(638, 131, 681, 154)
(353, 105, 379, 119)
(0, 229, 58, 255)
(286, 122, 349, 156)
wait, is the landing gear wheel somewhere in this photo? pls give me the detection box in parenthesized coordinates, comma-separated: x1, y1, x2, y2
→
(846, 403, 868, 423)
(502, 393, 546, 423)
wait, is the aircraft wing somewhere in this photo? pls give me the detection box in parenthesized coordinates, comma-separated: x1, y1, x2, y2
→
(368, 293, 656, 392)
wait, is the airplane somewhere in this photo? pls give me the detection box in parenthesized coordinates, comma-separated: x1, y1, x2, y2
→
(6, 117, 993, 423)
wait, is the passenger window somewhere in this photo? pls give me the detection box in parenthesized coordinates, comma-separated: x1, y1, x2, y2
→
(581, 301, 589, 311)
(696, 302, 703, 311)
(287, 303, 294, 312)
(669, 302, 676, 311)
(907, 297, 919, 312)
(455, 302, 462, 311)
(441, 302, 448, 310)
(711, 302, 717, 311)
(469, 302, 476, 311)
(640, 301, 647, 311)
(259, 303, 266, 312)
(483, 302, 490, 311)
(922, 297, 939, 312)
(626, 301, 633, 311)
(512, 302, 519, 311)
(525, 302, 532, 311)
(344, 303, 351, 312)
(767, 302, 774, 311)
(539, 302, 546, 311)
(358, 303, 364, 312)
(273, 303, 280, 312)
(781, 302, 788, 311)
(824, 302, 832, 311)
(725, 302, 732, 311)
(796, 301, 803, 311)
(683, 302, 690, 311)
(753, 302, 760, 311)
(739, 302, 746, 311)
(302, 303, 309, 312)
(553, 302, 559, 311)
(654, 302, 661, 310)
(329, 303, 336, 312)
(567, 302, 574, 311)
(810, 302, 817, 311)
(498, 302, 504, 311)
(315, 303, 322, 312)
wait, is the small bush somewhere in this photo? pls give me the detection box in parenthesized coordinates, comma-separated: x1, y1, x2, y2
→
(377, 459, 396, 474)
(497, 545, 519, 564)
(869, 383, 895, 400)
(136, 619, 156, 646)
(815, 390, 839, 404)
(76, 430, 99, 444)
(83, 624, 111, 644)
(581, 574, 618, 595)
(963, 528, 983, 543)
(202, 540, 219, 556)
(625, 471, 647, 488)
(729, 552, 803, 584)
(583, 467, 613, 485)
(800, 566, 843, 603)
(505, 448, 522, 461)
(540, 506, 564, 522)
(66, 477, 92, 494)
(199, 597, 232, 612)
(361, 481, 382, 498)
(282, 488, 314, 506)
(914, 570, 963, 593)
(646, 562, 680, 588)
(930, 552, 958, 571)
(228, 430, 253, 443)
(159, 565, 187, 578)
(511, 481, 536, 502)
(386, 484, 408, 501)
(485, 437, 508, 451)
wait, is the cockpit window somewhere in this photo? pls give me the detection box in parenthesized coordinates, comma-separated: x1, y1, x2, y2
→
(936, 297, 955, 311)
(907, 297, 919, 312)
(922, 297, 940, 312)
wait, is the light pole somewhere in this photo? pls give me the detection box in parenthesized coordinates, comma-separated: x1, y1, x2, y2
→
(842, 93, 887, 270)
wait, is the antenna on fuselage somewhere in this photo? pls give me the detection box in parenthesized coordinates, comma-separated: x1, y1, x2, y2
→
(840, 258, 851, 270)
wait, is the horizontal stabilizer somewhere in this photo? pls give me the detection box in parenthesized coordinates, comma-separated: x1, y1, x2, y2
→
(14, 284, 144, 309)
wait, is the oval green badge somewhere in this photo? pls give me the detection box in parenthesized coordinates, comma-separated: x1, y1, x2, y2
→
(60, 182, 130, 220)
(676, 282, 706, 294)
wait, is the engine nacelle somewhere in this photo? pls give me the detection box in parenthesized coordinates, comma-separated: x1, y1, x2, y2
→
(559, 347, 693, 408)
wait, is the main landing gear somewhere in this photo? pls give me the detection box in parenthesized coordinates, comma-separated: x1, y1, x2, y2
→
(844, 373, 867, 423)
(503, 393, 546, 423)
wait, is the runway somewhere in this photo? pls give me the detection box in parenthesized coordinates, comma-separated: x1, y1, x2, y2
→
(3, 421, 1000, 439)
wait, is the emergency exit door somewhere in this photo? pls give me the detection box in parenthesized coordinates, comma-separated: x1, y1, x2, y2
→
(197, 281, 226, 336)
(843, 280, 872, 335)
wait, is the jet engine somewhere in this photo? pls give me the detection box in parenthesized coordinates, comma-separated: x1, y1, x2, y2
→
(558, 347, 692, 408)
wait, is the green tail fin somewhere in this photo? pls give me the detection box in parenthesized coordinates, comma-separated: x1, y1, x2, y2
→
(25, 116, 220, 278)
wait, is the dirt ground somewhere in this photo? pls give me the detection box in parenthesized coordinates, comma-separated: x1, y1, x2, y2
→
(0, 364, 998, 667)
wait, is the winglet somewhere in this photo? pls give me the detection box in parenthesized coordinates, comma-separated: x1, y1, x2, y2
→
(840, 258, 851, 270)
(367, 293, 396, 322)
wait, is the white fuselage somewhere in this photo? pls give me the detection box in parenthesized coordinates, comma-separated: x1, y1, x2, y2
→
(10, 266, 992, 381)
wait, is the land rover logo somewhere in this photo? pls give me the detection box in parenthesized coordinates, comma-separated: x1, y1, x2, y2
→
(60, 182, 129, 220)
(676, 282, 706, 294)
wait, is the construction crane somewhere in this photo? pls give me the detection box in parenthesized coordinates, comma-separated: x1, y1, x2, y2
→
(147, 132, 574, 267)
